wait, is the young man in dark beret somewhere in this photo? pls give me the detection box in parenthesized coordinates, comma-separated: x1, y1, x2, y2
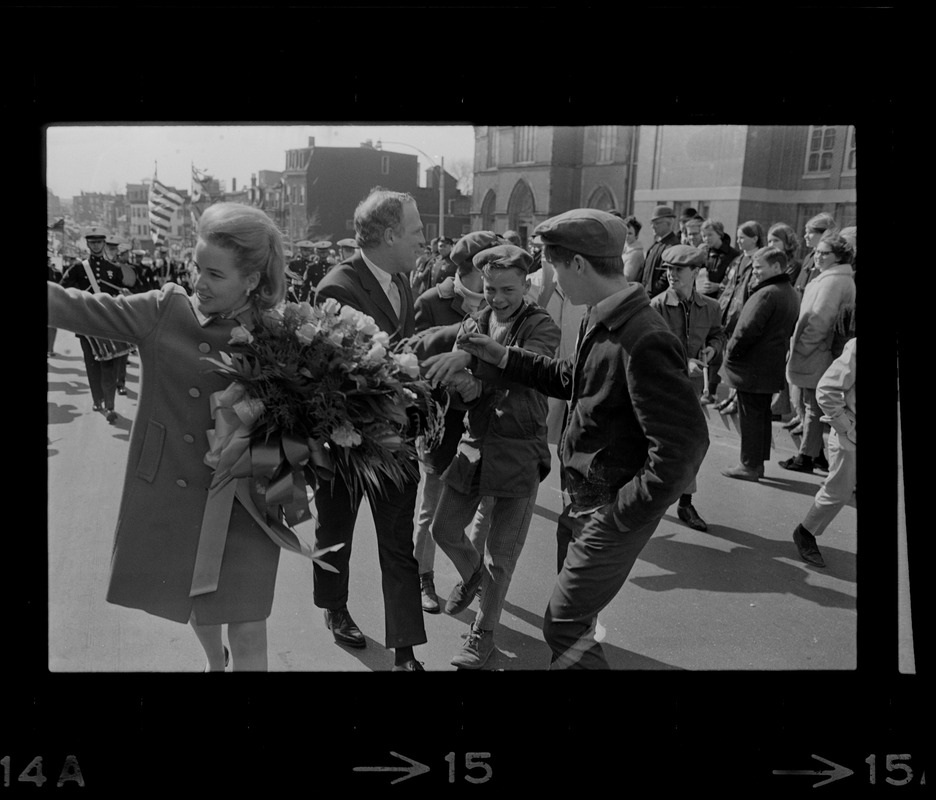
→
(422, 244, 560, 668)
(429, 209, 709, 669)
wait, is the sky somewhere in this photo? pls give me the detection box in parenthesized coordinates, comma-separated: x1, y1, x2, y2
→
(45, 125, 476, 200)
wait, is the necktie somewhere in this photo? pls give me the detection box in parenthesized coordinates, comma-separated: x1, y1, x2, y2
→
(388, 275, 401, 319)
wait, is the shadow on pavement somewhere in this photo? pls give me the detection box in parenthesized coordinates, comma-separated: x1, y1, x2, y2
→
(632, 525, 856, 606)
(533, 503, 560, 524)
(760, 474, 828, 498)
(497, 600, 681, 670)
(47, 380, 91, 399)
(48, 401, 82, 426)
(324, 635, 396, 671)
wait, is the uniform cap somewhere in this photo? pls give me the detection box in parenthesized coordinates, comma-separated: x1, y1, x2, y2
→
(105, 235, 121, 246)
(533, 209, 627, 258)
(337, 238, 358, 249)
(314, 241, 332, 250)
(296, 240, 314, 248)
(84, 226, 108, 240)
(451, 230, 506, 267)
(650, 205, 676, 221)
(472, 244, 533, 274)
(662, 244, 706, 268)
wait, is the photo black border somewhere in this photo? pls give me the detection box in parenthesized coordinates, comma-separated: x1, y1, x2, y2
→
(14, 4, 925, 793)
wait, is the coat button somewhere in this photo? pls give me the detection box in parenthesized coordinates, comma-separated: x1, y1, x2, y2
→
(176, 479, 188, 488)
(183, 434, 195, 443)
(189, 387, 201, 398)
(198, 342, 211, 353)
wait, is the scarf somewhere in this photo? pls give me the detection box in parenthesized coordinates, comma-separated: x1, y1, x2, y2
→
(454, 273, 485, 314)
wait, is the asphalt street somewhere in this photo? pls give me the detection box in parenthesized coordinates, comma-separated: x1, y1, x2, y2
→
(47, 328, 858, 672)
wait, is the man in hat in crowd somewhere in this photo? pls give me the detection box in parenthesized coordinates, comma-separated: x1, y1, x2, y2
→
(286, 241, 313, 302)
(649, 244, 726, 532)
(431, 209, 709, 669)
(410, 237, 438, 297)
(430, 236, 457, 286)
(103, 234, 134, 396)
(60, 227, 132, 423)
(337, 238, 358, 263)
(303, 241, 333, 295)
(312, 188, 428, 671)
(640, 205, 681, 299)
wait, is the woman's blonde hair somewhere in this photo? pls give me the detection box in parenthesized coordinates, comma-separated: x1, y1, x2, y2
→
(197, 202, 286, 309)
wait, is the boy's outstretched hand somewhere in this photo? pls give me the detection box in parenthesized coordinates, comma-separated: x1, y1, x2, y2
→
(423, 349, 472, 384)
(456, 332, 507, 365)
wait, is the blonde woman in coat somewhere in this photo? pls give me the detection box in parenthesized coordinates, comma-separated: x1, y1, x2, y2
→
(48, 203, 288, 671)
(780, 232, 856, 474)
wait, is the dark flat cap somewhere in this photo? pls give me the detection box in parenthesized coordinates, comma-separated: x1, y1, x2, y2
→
(533, 209, 627, 258)
(451, 230, 506, 266)
(662, 244, 706, 267)
(473, 244, 533, 274)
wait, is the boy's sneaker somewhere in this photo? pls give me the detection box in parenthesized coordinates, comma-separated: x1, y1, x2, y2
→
(451, 625, 494, 669)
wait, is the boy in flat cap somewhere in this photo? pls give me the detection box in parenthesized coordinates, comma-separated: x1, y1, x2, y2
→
(422, 244, 560, 668)
(430, 209, 709, 669)
(649, 244, 726, 531)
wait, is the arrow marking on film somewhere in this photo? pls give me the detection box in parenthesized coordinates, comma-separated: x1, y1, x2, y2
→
(353, 752, 430, 784)
(773, 754, 854, 788)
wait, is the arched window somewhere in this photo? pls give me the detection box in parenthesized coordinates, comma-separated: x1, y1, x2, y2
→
(587, 185, 616, 212)
(481, 190, 497, 230)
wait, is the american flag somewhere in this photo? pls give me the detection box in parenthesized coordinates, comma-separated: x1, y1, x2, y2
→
(149, 178, 184, 245)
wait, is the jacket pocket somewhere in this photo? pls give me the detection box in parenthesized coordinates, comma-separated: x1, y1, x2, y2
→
(135, 419, 166, 482)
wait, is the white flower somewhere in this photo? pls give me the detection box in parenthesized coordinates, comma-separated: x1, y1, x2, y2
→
(330, 422, 363, 448)
(228, 325, 254, 345)
(366, 341, 387, 363)
(373, 330, 390, 348)
(296, 301, 314, 322)
(320, 297, 341, 316)
(394, 351, 421, 378)
(296, 322, 317, 345)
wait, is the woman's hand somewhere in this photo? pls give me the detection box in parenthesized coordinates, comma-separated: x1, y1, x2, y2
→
(423, 349, 472, 384)
(456, 332, 507, 365)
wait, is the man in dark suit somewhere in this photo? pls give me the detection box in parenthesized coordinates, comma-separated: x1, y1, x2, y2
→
(312, 188, 428, 671)
(640, 205, 681, 299)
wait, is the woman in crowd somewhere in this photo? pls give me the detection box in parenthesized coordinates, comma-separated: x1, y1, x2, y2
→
(714, 220, 765, 414)
(784, 212, 839, 434)
(721, 246, 800, 481)
(47, 203, 288, 672)
(767, 223, 802, 285)
(780, 231, 856, 474)
(621, 214, 645, 282)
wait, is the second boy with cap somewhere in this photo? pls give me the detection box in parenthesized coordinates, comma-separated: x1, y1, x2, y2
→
(649, 244, 726, 531)
(429, 209, 709, 669)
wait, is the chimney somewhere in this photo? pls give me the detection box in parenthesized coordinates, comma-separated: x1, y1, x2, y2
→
(308, 136, 315, 147)
(232, 177, 237, 192)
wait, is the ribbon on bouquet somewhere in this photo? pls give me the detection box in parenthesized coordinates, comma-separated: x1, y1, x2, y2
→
(190, 381, 340, 597)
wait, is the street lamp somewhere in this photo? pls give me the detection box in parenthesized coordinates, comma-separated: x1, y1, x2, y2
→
(376, 140, 445, 239)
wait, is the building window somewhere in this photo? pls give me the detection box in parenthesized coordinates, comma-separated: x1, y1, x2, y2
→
(844, 126, 856, 174)
(597, 126, 617, 163)
(805, 125, 836, 174)
(381, 155, 390, 175)
(514, 126, 535, 163)
(299, 186, 305, 205)
(487, 128, 499, 168)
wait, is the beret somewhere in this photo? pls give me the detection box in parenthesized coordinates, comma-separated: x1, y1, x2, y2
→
(472, 244, 533, 274)
(451, 230, 506, 266)
(533, 209, 627, 258)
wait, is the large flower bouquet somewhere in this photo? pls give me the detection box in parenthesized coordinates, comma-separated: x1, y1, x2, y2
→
(200, 298, 447, 535)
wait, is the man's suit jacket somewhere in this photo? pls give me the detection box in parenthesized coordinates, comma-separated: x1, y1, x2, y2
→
(314, 251, 415, 343)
